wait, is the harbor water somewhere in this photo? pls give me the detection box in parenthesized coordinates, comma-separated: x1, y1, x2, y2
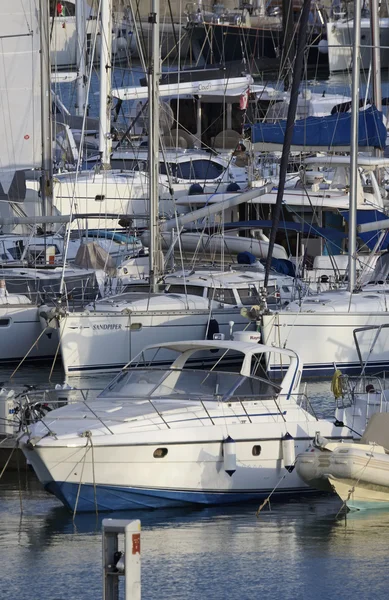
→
(2, 469, 389, 600)
(1, 363, 389, 599)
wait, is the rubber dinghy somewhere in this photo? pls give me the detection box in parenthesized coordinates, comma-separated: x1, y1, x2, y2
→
(296, 412, 389, 510)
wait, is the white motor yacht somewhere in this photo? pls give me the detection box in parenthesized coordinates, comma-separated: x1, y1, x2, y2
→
(19, 337, 362, 513)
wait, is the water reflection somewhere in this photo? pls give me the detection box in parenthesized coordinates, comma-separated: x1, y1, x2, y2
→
(2, 470, 389, 600)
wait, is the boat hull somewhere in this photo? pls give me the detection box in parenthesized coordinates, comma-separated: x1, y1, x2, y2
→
(261, 311, 389, 377)
(21, 431, 334, 512)
(327, 18, 389, 73)
(329, 478, 389, 511)
(57, 308, 253, 375)
(0, 304, 57, 362)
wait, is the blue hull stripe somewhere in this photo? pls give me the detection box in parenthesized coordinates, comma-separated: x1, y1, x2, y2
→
(46, 482, 311, 513)
(269, 359, 389, 378)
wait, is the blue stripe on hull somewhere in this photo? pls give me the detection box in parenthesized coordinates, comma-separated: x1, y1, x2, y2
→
(269, 360, 389, 378)
(45, 482, 310, 513)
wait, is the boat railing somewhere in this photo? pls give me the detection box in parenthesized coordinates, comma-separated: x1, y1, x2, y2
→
(337, 375, 389, 417)
(294, 393, 318, 419)
(23, 388, 298, 431)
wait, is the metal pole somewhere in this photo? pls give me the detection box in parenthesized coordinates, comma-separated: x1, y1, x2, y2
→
(148, 0, 160, 293)
(99, 0, 112, 168)
(348, 0, 362, 292)
(39, 0, 53, 222)
(371, 0, 382, 114)
(76, 0, 87, 117)
(370, 0, 383, 177)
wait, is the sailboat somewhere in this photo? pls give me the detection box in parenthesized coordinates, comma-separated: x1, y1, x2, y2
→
(0, 1, 115, 364)
(261, 0, 389, 376)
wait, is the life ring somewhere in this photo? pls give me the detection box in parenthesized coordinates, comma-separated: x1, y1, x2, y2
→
(331, 369, 343, 399)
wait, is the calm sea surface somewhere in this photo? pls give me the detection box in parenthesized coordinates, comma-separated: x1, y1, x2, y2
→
(1, 362, 388, 600)
(2, 66, 389, 599)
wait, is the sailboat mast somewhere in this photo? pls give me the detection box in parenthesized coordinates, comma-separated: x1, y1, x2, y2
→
(263, 0, 311, 289)
(371, 0, 383, 175)
(39, 0, 53, 222)
(76, 0, 87, 117)
(371, 0, 382, 114)
(348, 0, 362, 292)
(148, 0, 160, 293)
(99, 0, 112, 168)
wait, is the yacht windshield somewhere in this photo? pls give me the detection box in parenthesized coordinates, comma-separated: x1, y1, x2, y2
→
(101, 368, 279, 401)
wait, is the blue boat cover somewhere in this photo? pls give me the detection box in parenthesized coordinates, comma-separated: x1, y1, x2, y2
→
(341, 209, 389, 250)
(251, 105, 387, 149)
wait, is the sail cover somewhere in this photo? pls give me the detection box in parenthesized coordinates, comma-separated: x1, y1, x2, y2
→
(0, 2, 41, 181)
(250, 105, 387, 149)
(341, 209, 389, 250)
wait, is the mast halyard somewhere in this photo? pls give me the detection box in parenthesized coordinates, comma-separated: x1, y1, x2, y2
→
(76, 0, 87, 117)
(99, 0, 112, 169)
(348, 0, 362, 293)
(148, 0, 161, 293)
(40, 0, 53, 226)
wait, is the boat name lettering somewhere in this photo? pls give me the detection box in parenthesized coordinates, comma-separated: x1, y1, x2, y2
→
(198, 83, 212, 91)
(92, 324, 123, 330)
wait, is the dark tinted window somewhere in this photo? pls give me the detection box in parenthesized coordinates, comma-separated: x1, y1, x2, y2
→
(111, 159, 146, 171)
(167, 284, 204, 296)
(237, 287, 260, 306)
(176, 161, 195, 179)
(208, 288, 236, 305)
(193, 160, 224, 180)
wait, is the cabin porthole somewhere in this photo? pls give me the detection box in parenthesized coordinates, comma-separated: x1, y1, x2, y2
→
(153, 447, 168, 458)
(252, 445, 262, 456)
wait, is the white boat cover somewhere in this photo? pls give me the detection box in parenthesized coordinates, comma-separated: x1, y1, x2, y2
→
(360, 412, 389, 448)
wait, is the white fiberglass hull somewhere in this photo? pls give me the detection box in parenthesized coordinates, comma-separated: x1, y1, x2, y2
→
(58, 308, 253, 375)
(0, 304, 57, 361)
(20, 420, 345, 512)
(327, 18, 389, 73)
(262, 311, 389, 376)
(50, 16, 135, 69)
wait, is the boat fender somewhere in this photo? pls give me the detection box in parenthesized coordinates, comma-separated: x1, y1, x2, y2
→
(282, 432, 295, 472)
(223, 435, 236, 476)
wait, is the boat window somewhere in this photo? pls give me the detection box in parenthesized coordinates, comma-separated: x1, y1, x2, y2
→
(237, 287, 260, 306)
(192, 160, 224, 180)
(6, 247, 23, 260)
(101, 367, 278, 400)
(111, 158, 146, 171)
(175, 161, 195, 179)
(0, 319, 10, 327)
(153, 448, 168, 458)
(130, 323, 142, 330)
(266, 285, 279, 306)
(208, 288, 236, 304)
(166, 284, 204, 297)
(252, 445, 262, 456)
